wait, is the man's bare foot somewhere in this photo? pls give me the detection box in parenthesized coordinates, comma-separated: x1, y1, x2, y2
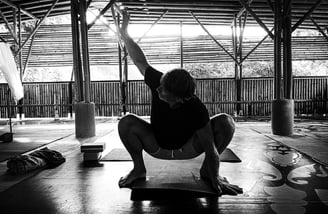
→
(200, 165, 242, 195)
(118, 169, 146, 188)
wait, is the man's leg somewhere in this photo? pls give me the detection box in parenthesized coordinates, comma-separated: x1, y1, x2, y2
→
(117, 114, 159, 187)
(199, 113, 239, 194)
(211, 113, 235, 154)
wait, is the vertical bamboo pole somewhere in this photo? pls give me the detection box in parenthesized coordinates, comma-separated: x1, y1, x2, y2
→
(123, 45, 128, 114)
(238, 14, 244, 115)
(118, 34, 124, 115)
(70, 0, 83, 101)
(272, 0, 294, 136)
(283, 0, 293, 99)
(232, 15, 240, 114)
(180, 21, 183, 68)
(274, 0, 282, 99)
(79, 0, 91, 103)
(18, 6, 22, 81)
(18, 6, 23, 118)
(71, 0, 95, 138)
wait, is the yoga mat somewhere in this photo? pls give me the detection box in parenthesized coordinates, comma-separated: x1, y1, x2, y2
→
(0, 127, 74, 162)
(101, 147, 241, 162)
(127, 153, 242, 200)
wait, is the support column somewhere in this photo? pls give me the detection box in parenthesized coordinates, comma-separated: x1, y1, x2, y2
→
(123, 46, 128, 115)
(180, 21, 183, 68)
(272, 0, 294, 136)
(71, 0, 95, 138)
(232, 15, 241, 115)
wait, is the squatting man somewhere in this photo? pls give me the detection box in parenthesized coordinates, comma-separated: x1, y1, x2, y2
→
(117, 11, 242, 195)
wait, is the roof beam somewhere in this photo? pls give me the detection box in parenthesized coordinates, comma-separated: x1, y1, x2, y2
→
(121, 10, 168, 61)
(238, 0, 274, 39)
(136, 10, 168, 43)
(236, 0, 253, 19)
(14, 0, 60, 56)
(310, 16, 328, 42)
(240, 28, 274, 64)
(0, 0, 37, 20)
(87, 0, 116, 30)
(190, 11, 240, 65)
(292, 0, 323, 32)
(0, 9, 18, 44)
(266, 0, 274, 13)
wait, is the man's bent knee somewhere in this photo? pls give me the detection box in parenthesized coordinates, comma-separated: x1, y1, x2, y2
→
(118, 114, 139, 133)
(211, 113, 235, 132)
(211, 113, 235, 152)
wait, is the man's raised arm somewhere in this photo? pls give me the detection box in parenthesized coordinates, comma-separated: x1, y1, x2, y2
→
(119, 11, 149, 76)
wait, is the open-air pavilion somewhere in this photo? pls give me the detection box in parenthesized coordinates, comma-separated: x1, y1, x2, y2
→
(0, 0, 328, 213)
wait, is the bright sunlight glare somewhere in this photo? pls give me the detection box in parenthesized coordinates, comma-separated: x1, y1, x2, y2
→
(119, 24, 266, 38)
(86, 10, 266, 38)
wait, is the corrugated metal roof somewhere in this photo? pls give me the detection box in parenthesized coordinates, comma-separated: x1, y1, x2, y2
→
(0, 0, 327, 30)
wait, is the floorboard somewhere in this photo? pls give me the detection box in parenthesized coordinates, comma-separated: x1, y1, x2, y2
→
(0, 119, 327, 214)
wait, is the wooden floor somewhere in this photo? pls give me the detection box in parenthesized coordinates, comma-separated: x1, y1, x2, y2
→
(0, 118, 327, 214)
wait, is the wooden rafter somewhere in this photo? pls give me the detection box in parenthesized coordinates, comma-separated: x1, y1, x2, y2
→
(238, 0, 274, 39)
(136, 10, 168, 43)
(190, 11, 239, 65)
(22, 33, 36, 76)
(292, 0, 323, 32)
(310, 16, 328, 42)
(266, 0, 274, 13)
(14, 0, 60, 57)
(240, 28, 274, 64)
(0, 9, 18, 44)
(87, 0, 116, 30)
(236, 0, 253, 19)
(0, 0, 37, 20)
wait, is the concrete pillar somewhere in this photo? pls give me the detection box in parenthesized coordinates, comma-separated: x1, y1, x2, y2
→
(75, 102, 95, 138)
(272, 99, 294, 136)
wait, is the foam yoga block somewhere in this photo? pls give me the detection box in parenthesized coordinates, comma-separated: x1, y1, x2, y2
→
(271, 99, 294, 136)
(75, 102, 96, 138)
(81, 142, 105, 161)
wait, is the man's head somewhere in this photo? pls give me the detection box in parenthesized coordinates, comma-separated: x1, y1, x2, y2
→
(156, 68, 196, 107)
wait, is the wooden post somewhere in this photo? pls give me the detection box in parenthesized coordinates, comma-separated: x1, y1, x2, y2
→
(123, 46, 128, 114)
(283, 0, 293, 99)
(71, 0, 96, 138)
(232, 15, 241, 114)
(18, 6, 22, 81)
(118, 38, 124, 115)
(274, 0, 282, 100)
(18, 6, 24, 118)
(272, 0, 294, 136)
(79, 0, 91, 103)
(70, 0, 84, 101)
(180, 21, 183, 68)
(238, 15, 244, 116)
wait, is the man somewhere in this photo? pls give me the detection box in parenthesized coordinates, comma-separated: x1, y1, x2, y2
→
(117, 11, 242, 195)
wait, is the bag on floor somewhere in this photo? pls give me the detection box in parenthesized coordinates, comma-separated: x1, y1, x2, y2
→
(7, 154, 47, 175)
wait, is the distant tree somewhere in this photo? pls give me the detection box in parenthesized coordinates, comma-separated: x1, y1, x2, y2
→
(185, 62, 234, 78)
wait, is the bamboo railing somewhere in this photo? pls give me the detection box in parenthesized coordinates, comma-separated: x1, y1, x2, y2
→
(0, 76, 327, 118)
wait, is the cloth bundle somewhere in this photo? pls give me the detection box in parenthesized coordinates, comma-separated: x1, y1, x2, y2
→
(7, 147, 65, 175)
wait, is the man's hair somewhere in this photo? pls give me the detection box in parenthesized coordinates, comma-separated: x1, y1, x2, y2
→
(162, 68, 196, 99)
